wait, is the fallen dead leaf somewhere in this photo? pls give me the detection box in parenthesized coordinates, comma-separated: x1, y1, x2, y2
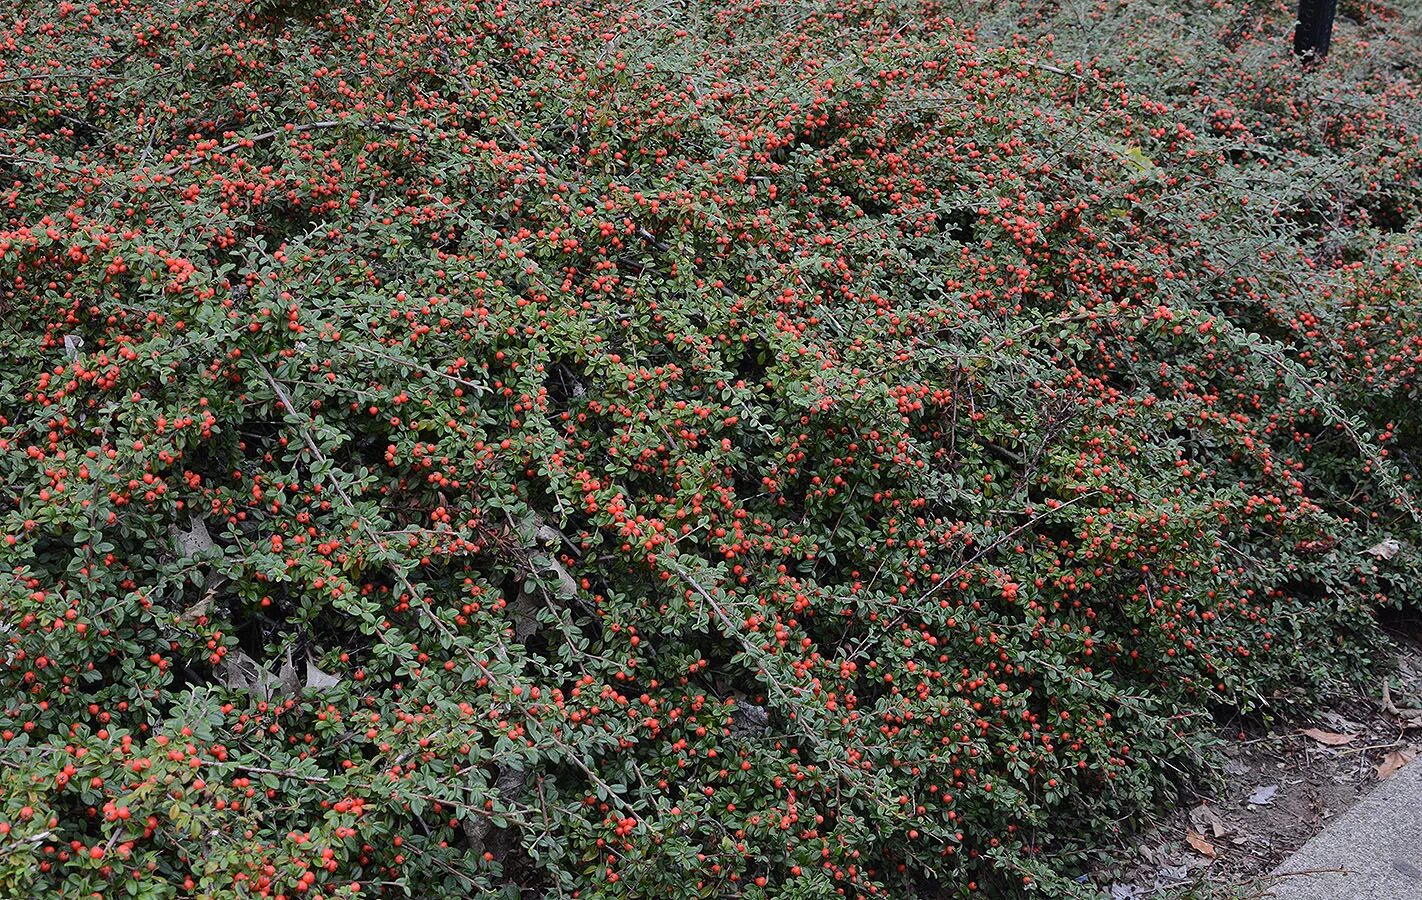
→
(1381, 681, 1422, 726)
(277, 647, 301, 699)
(1247, 784, 1278, 805)
(1321, 711, 1362, 733)
(1157, 863, 1189, 883)
(1365, 538, 1401, 559)
(1185, 828, 1216, 860)
(1301, 727, 1356, 746)
(1188, 802, 1229, 838)
(170, 514, 216, 558)
(179, 580, 218, 623)
(1377, 747, 1417, 780)
(219, 649, 280, 702)
(304, 653, 342, 692)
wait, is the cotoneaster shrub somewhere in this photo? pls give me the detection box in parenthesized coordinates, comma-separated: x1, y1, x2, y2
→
(0, 0, 1418, 897)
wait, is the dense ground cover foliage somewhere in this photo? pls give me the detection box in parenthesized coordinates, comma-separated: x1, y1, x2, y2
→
(2, 0, 1420, 896)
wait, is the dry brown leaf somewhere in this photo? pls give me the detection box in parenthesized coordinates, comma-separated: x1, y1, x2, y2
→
(1185, 828, 1216, 859)
(1301, 727, 1356, 746)
(1188, 803, 1229, 838)
(1377, 747, 1417, 780)
(179, 586, 215, 623)
(1381, 681, 1422, 725)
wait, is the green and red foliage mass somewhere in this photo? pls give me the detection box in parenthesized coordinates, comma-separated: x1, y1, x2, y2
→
(1, 0, 1420, 896)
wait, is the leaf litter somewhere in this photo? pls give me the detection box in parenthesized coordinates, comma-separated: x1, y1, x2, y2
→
(1092, 623, 1422, 895)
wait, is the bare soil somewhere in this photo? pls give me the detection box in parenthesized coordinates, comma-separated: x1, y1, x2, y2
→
(1096, 613, 1422, 898)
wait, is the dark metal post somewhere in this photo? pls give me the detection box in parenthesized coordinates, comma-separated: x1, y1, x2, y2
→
(1294, 0, 1337, 63)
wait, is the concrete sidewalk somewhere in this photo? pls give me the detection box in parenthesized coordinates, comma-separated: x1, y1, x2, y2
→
(1264, 759, 1422, 899)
